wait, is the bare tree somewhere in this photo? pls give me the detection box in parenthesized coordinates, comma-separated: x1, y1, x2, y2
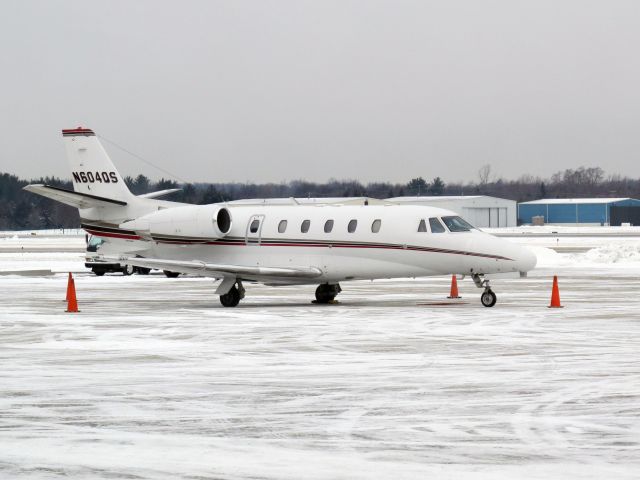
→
(478, 164, 492, 185)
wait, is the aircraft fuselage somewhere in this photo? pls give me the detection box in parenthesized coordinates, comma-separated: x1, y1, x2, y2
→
(82, 203, 536, 285)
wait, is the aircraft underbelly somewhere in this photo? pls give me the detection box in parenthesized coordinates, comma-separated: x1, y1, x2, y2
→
(151, 242, 455, 280)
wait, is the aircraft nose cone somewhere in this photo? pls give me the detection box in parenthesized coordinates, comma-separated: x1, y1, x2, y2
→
(516, 245, 537, 272)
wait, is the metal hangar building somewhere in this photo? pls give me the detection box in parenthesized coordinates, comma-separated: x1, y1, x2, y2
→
(517, 198, 640, 226)
(387, 196, 517, 228)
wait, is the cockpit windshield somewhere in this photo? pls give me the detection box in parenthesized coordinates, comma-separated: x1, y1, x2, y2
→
(441, 216, 475, 232)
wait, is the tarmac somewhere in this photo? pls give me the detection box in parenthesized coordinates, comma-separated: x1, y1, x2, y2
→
(0, 242, 639, 479)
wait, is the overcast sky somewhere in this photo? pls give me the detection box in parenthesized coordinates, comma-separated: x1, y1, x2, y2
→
(1, 0, 639, 184)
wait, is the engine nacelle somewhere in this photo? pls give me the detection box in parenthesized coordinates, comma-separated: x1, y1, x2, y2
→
(121, 204, 232, 240)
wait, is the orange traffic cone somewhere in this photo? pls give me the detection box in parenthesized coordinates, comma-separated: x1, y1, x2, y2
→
(66, 274, 79, 313)
(65, 272, 72, 302)
(447, 275, 461, 299)
(549, 275, 563, 308)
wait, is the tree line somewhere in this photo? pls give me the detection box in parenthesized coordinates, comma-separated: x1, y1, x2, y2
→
(2, 166, 639, 229)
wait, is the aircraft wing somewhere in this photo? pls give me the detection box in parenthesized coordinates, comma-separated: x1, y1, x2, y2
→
(107, 256, 323, 279)
(23, 184, 127, 208)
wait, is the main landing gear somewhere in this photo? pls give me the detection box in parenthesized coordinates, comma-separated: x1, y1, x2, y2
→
(219, 280, 246, 308)
(314, 283, 342, 304)
(472, 274, 497, 308)
(218, 281, 341, 307)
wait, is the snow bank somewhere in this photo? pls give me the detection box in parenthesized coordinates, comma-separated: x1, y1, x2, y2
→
(532, 242, 640, 268)
(530, 246, 566, 268)
(580, 242, 640, 264)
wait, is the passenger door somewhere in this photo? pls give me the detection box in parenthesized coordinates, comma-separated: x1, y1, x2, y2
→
(245, 214, 265, 245)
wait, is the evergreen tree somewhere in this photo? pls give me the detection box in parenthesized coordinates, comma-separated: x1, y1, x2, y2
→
(429, 177, 445, 196)
(132, 174, 151, 194)
(406, 177, 428, 196)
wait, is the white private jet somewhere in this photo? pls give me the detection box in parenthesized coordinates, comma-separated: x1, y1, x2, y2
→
(25, 127, 536, 307)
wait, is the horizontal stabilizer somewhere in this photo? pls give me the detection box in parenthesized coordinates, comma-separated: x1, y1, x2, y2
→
(137, 188, 182, 199)
(23, 184, 128, 209)
(107, 256, 323, 279)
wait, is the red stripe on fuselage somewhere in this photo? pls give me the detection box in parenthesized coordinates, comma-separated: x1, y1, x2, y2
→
(258, 242, 507, 259)
(84, 229, 141, 240)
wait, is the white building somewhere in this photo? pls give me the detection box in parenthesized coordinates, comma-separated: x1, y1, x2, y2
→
(386, 196, 517, 228)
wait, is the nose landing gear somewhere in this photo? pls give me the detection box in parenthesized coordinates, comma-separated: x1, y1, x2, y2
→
(472, 274, 497, 307)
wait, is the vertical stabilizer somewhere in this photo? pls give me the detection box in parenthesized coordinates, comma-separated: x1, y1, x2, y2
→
(62, 127, 132, 202)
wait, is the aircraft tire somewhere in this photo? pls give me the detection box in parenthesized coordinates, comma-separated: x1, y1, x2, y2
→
(481, 289, 497, 307)
(315, 283, 341, 303)
(220, 286, 241, 307)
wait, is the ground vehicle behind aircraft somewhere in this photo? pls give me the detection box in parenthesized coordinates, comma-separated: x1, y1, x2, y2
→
(85, 234, 181, 277)
(85, 234, 142, 275)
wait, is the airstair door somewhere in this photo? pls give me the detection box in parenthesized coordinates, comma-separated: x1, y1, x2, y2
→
(246, 215, 265, 245)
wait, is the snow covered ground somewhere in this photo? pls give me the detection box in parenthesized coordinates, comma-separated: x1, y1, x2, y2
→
(485, 225, 640, 235)
(0, 228, 85, 237)
(0, 252, 85, 274)
(0, 237, 639, 479)
(0, 230, 85, 253)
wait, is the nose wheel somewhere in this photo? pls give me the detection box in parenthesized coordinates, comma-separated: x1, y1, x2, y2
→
(472, 274, 497, 308)
(480, 289, 497, 307)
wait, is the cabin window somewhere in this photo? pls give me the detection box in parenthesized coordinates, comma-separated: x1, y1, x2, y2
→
(249, 219, 260, 233)
(429, 217, 445, 233)
(418, 219, 427, 232)
(371, 219, 381, 233)
(278, 220, 288, 233)
(348, 219, 357, 233)
(324, 220, 334, 233)
(441, 216, 474, 232)
(301, 219, 310, 233)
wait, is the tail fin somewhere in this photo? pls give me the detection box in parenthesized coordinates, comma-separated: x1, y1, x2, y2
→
(62, 127, 132, 202)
